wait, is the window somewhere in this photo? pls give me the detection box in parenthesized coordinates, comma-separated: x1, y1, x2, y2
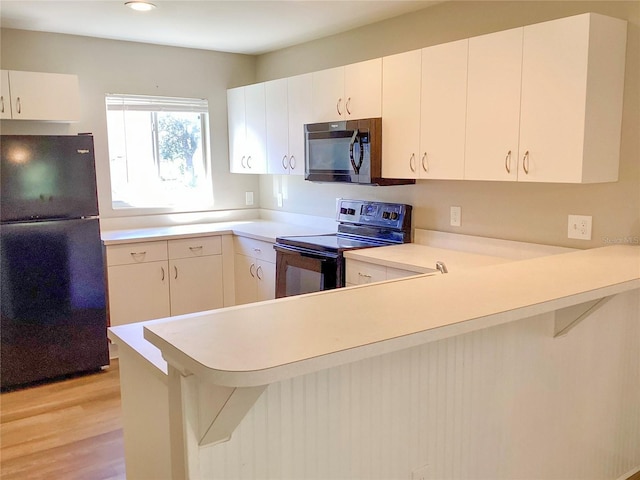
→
(105, 94, 212, 210)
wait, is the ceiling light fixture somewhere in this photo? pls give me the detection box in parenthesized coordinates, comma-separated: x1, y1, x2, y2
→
(125, 1, 156, 12)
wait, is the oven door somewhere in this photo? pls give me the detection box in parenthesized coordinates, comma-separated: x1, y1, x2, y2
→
(274, 244, 342, 298)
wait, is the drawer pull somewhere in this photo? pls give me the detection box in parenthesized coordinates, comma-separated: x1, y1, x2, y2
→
(253, 248, 261, 254)
(189, 246, 203, 252)
(130, 251, 147, 261)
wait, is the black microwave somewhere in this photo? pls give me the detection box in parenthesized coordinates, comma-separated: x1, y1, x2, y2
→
(304, 118, 414, 186)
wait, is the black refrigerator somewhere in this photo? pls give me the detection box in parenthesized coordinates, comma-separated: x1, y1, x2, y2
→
(1, 135, 109, 390)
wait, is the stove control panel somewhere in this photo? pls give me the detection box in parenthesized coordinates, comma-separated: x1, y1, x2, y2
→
(336, 199, 411, 231)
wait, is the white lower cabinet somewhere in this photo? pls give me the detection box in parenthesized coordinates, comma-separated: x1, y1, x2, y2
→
(234, 237, 276, 305)
(106, 236, 224, 326)
(107, 260, 171, 326)
(168, 237, 224, 316)
(346, 259, 419, 287)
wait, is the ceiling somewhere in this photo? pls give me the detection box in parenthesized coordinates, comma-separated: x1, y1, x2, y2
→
(0, 0, 440, 55)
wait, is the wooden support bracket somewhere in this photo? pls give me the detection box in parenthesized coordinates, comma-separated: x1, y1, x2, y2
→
(198, 383, 267, 447)
(554, 295, 615, 338)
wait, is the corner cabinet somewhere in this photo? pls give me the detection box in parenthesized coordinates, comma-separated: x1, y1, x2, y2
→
(228, 83, 267, 174)
(465, 13, 627, 183)
(233, 236, 276, 305)
(0, 70, 80, 122)
(106, 236, 225, 326)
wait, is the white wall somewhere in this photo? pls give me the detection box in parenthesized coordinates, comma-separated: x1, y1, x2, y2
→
(199, 290, 640, 479)
(0, 29, 259, 222)
(255, 1, 640, 249)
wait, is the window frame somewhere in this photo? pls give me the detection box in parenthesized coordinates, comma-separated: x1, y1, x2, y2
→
(105, 93, 213, 213)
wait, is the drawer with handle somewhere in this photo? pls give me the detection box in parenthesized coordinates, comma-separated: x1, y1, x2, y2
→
(168, 236, 222, 259)
(346, 259, 387, 285)
(106, 241, 168, 266)
(233, 236, 276, 263)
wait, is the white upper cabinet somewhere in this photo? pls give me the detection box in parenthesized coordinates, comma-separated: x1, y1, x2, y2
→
(465, 13, 627, 183)
(419, 39, 468, 180)
(465, 27, 523, 182)
(228, 13, 626, 184)
(1, 70, 80, 122)
(518, 13, 627, 183)
(381, 49, 422, 179)
(383, 43, 468, 181)
(228, 83, 267, 174)
(1, 70, 11, 119)
(343, 58, 382, 120)
(312, 58, 382, 122)
(265, 73, 312, 175)
(265, 78, 289, 174)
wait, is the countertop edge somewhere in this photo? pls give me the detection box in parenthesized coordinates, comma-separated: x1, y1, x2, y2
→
(144, 245, 640, 388)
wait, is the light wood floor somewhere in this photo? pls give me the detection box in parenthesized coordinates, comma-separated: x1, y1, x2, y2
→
(0, 359, 125, 480)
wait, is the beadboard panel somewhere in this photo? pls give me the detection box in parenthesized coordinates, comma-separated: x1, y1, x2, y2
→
(200, 289, 639, 479)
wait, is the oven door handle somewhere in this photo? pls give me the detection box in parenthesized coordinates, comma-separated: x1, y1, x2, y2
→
(274, 244, 340, 260)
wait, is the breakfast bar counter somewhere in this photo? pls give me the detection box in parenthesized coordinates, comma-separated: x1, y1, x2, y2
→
(110, 244, 640, 480)
(144, 245, 639, 387)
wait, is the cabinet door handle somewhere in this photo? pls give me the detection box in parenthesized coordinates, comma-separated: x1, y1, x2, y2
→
(174, 266, 178, 280)
(1, 95, 4, 114)
(247, 156, 252, 169)
(409, 153, 416, 173)
(345, 97, 352, 115)
(16, 97, 21, 115)
(256, 265, 263, 280)
(421, 152, 429, 173)
(289, 155, 296, 170)
(241, 156, 247, 168)
(505, 150, 512, 174)
(282, 155, 288, 170)
(249, 263, 256, 278)
(522, 150, 530, 175)
(161, 266, 165, 281)
(336, 98, 343, 116)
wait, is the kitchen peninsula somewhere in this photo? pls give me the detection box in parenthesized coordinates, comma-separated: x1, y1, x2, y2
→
(110, 243, 640, 480)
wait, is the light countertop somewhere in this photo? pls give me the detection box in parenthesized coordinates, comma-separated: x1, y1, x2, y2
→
(141, 245, 640, 388)
(101, 220, 334, 245)
(345, 243, 511, 273)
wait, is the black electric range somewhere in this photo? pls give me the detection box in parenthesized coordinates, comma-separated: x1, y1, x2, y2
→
(274, 199, 412, 298)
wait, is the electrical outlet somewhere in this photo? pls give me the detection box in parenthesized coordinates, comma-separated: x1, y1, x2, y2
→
(568, 214, 592, 240)
(245, 191, 254, 206)
(411, 464, 429, 480)
(450, 206, 461, 227)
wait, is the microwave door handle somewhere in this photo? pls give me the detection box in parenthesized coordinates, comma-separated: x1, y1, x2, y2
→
(349, 129, 363, 174)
